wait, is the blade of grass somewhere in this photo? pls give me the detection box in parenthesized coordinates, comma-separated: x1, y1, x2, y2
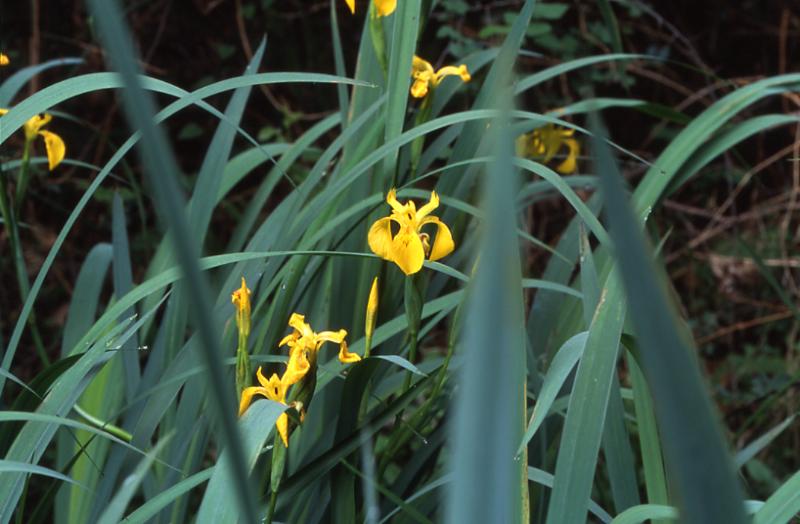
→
(84, 0, 257, 521)
(383, 0, 420, 184)
(626, 349, 669, 521)
(446, 110, 527, 522)
(753, 468, 800, 524)
(590, 111, 747, 524)
(96, 437, 172, 524)
(544, 271, 626, 524)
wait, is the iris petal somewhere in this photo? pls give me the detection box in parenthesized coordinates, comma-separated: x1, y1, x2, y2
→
(368, 217, 394, 260)
(276, 413, 289, 447)
(556, 138, 579, 174)
(374, 0, 396, 16)
(337, 340, 361, 364)
(38, 130, 66, 171)
(283, 348, 310, 386)
(238, 386, 267, 416)
(391, 230, 425, 275)
(424, 217, 455, 261)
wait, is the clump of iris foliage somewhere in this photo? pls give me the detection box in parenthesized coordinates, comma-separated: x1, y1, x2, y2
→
(0, 0, 799, 523)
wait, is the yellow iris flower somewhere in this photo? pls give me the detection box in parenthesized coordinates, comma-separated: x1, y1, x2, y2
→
(516, 124, 580, 174)
(0, 110, 66, 171)
(279, 313, 361, 386)
(0, 53, 9, 66)
(238, 367, 291, 447)
(231, 277, 251, 338)
(410, 55, 471, 99)
(368, 189, 455, 275)
(344, 0, 396, 16)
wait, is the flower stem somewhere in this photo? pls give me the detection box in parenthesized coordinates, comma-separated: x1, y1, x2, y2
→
(73, 404, 133, 442)
(409, 95, 432, 181)
(0, 164, 49, 365)
(14, 139, 32, 215)
(401, 275, 423, 392)
(265, 489, 278, 524)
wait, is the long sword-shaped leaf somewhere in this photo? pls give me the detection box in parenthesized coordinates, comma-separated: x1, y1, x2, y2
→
(544, 271, 626, 524)
(590, 112, 747, 524)
(446, 109, 527, 523)
(84, 0, 258, 521)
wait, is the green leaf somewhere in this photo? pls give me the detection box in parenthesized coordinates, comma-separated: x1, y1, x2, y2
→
(517, 332, 587, 455)
(590, 112, 748, 524)
(545, 272, 626, 524)
(195, 400, 286, 523)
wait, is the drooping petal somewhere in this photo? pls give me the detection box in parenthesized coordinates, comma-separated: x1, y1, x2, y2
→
(344, 0, 355, 14)
(283, 348, 311, 386)
(276, 412, 289, 447)
(390, 230, 426, 275)
(432, 64, 471, 86)
(373, 0, 396, 16)
(317, 328, 347, 345)
(416, 190, 440, 219)
(238, 386, 267, 416)
(410, 78, 430, 98)
(423, 217, 455, 261)
(37, 130, 66, 171)
(555, 138, 580, 174)
(23, 113, 52, 141)
(368, 217, 395, 260)
(337, 340, 361, 364)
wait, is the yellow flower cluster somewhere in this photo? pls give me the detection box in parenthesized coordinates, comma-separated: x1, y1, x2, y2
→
(368, 189, 454, 275)
(410, 55, 471, 99)
(516, 124, 580, 175)
(0, 110, 66, 171)
(238, 312, 361, 447)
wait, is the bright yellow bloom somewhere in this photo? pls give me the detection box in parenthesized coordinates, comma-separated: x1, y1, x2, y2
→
(238, 367, 290, 447)
(0, 109, 66, 171)
(516, 124, 580, 174)
(0, 53, 9, 66)
(231, 277, 251, 338)
(410, 55, 471, 99)
(365, 277, 379, 340)
(279, 313, 361, 386)
(344, 0, 395, 16)
(368, 189, 455, 275)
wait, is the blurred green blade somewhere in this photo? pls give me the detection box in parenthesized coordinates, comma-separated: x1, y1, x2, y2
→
(84, 0, 257, 522)
(589, 112, 747, 524)
(446, 112, 526, 522)
(383, 0, 420, 181)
